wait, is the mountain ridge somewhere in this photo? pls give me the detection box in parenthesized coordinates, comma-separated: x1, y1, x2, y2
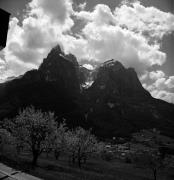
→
(0, 45, 174, 138)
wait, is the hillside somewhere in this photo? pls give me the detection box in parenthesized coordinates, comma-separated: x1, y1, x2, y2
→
(0, 46, 174, 138)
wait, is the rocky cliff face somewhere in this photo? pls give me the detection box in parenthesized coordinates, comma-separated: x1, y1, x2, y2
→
(83, 60, 174, 138)
(0, 45, 83, 126)
(88, 60, 150, 99)
(0, 46, 174, 139)
(39, 45, 80, 96)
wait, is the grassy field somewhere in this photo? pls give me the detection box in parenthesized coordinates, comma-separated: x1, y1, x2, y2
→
(1, 150, 174, 180)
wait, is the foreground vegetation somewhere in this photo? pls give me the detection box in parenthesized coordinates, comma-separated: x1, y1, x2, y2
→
(1, 149, 174, 180)
(0, 106, 174, 180)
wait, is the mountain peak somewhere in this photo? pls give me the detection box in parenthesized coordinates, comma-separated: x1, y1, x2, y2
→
(101, 59, 125, 71)
(49, 44, 64, 55)
(39, 45, 79, 72)
(36, 46, 80, 95)
(0, 46, 174, 139)
(90, 59, 150, 98)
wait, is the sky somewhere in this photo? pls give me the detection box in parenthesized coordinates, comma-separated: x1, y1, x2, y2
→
(0, 0, 174, 103)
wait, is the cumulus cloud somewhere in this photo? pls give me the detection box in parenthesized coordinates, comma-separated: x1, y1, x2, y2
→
(29, 0, 74, 29)
(71, 2, 174, 104)
(151, 90, 174, 104)
(148, 74, 174, 91)
(139, 71, 149, 82)
(78, 2, 87, 10)
(6, 17, 59, 64)
(76, 4, 116, 25)
(67, 4, 167, 74)
(114, 1, 174, 40)
(165, 76, 174, 89)
(0, 58, 5, 73)
(3, 1, 173, 78)
(149, 70, 165, 80)
(154, 78, 167, 90)
(1, 0, 74, 78)
(1, 0, 174, 104)
(142, 70, 174, 103)
(76, 2, 174, 41)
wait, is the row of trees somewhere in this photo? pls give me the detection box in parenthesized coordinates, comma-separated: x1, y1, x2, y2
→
(131, 129, 174, 180)
(0, 106, 173, 180)
(0, 106, 104, 167)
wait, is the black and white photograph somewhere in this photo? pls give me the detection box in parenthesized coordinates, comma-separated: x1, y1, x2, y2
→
(0, 0, 174, 179)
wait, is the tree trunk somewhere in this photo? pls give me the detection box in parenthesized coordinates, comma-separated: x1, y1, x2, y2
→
(46, 151, 49, 158)
(68, 155, 71, 164)
(32, 152, 39, 166)
(54, 150, 60, 160)
(83, 155, 87, 164)
(153, 169, 157, 180)
(78, 147, 82, 168)
(72, 152, 75, 164)
(78, 156, 81, 168)
(16, 146, 21, 155)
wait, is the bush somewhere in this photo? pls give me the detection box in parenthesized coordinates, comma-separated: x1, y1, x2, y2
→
(101, 151, 114, 161)
(125, 156, 132, 163)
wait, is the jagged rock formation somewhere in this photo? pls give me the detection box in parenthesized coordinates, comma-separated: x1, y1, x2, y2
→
(0, 46, 174, 138)
(39, 45, 80, 96)
(79, 66, 91, 85)
(83, 59, 174, 138)
(0, 45, 83, 127)
(88, 60, 150, 98)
